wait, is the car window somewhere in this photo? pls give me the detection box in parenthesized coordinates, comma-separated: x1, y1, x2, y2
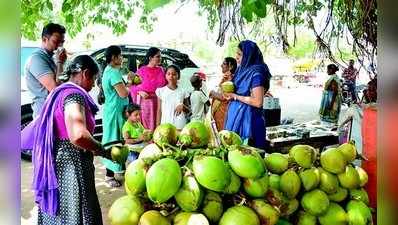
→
(161, 57, 174, 68)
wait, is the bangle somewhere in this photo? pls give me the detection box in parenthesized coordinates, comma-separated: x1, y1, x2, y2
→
(234, 95, 237, 101)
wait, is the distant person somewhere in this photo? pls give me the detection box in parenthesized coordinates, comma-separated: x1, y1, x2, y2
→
(130, 47, 167, 130)
(210, 57, 237, 131)
(338, 78, 377, 164)
(156, 65, 190, 130)
(224, 40, 271, 149)
(319, 64, 342, 124)
(100, 45, 130, 187)
(342, 59, 359, 102)
(25, 23, 67, 118)
(30, 55, 104, 224)
(189, 74, 210, 121)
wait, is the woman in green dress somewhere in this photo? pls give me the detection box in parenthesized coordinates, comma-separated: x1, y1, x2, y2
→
(100, 45, 131, 187)
(319, 64, 342, 124)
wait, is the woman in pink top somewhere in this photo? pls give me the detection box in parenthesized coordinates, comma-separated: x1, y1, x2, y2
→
(130, 47, 167, 130)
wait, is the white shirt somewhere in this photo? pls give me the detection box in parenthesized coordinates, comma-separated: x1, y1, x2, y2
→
(156, 86, 189, 130)
(190, 90, 209, 121)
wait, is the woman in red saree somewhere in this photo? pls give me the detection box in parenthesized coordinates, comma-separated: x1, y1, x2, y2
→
(130, 47, 167, 130)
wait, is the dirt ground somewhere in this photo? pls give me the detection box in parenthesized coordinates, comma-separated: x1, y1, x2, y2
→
(21, 157, 125, 225)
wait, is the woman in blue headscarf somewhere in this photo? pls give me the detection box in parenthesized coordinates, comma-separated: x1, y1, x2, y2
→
(224, 40, 271, 149)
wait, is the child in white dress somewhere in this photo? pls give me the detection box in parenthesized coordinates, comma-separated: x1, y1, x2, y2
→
(155, 65, 190, 130)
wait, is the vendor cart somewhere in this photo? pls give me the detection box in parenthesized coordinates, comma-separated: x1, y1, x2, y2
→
(266, 120, 339, 153)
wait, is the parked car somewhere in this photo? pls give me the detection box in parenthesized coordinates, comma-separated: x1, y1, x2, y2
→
(20, 44, 203, 160)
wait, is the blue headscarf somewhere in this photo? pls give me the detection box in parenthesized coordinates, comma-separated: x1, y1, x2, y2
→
(225, 40, 271, 148)
(233, 40, 271, 95)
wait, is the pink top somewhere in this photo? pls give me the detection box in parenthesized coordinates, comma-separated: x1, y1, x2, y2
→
(130, 65, 167, 97)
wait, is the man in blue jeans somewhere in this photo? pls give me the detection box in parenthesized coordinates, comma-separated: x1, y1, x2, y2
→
(342, 59, 359, 103)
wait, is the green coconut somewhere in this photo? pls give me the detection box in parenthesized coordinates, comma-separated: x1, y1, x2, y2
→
(138, 210, 171, 225)
(299, 168, 320, 191)
(269, 174, 281, 190)
(318, 202, 348, 225)
(133, 75, 142, 85)
(250, 199, 279, 225)
(173, 212, 209, 225)
(346, 200, 372, 225)
(228, 145, 265, 178)
(320, 147, 347, 174)
(221, 81, 235, 93)
(337, 141, 357, 163)
(179, 121, 210, 148)
(356, 166, 369, 187)
(219, 206, 260, 225)
(174, 173, 204, 212)
(153, 123, 178, 148)
(193, 156, 231, 192)
(138, 143, 162, 160)
(224, 164, 241, 194)
(146, 158, 182, 203)
(125, 159, 148, 195)
(280, 198, 299, 216)
(243, 174, 269, 198)
(265, 188, 288, 209)
(202, 191, 223, 223)
(111, 145, 130, 164)
(280, 169, 301, 199)
(219, 130, 242, 147)
(289, 145, 317, 168)
(264, 153, 289, 174)
(328, 186, 348, 202)
(319, 168, 339, 194)
(297, 211, 317, 225)
(124, 181, 132, 195)
(275, 219, 293, 225)
(337, 165, 361, 189)
(301, 189, 330, 216)
(108, 195, 144, 225)
(349, 188, 370, 205)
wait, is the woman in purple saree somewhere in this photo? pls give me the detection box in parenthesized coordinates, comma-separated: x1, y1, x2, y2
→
(224, 40, 271, 149)
(24, 55, 105, 224)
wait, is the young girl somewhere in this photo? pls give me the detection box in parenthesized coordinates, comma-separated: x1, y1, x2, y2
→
(156, 65, 190, 130)
(190, 74, 210, 121)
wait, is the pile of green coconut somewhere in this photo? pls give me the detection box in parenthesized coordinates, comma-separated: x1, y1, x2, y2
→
(108, 121, 373, 225)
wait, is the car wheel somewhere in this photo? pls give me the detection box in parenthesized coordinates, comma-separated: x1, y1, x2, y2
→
(21, 105, 33, 161)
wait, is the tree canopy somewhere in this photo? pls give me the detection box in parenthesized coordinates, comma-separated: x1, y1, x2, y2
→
(21, 0, 377, 76)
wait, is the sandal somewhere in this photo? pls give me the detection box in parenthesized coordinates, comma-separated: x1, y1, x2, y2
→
(105, 177, 122, 188)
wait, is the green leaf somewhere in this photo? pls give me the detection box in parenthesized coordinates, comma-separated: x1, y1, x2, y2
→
(62, 2, 71, 12)
(65, 14, 73, 23)
(144, 0, 171, 11)
(46, 1, 53, 10)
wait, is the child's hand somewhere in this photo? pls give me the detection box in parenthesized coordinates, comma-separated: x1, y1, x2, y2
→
(175, 103, 185, 115)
